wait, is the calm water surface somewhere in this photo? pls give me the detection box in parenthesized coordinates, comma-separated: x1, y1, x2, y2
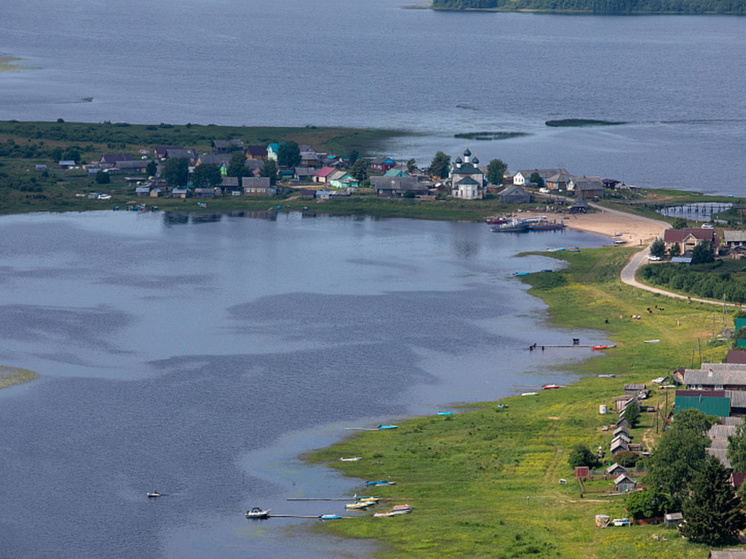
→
(1, 1, 745, 193)
(0, 211, 608, 558)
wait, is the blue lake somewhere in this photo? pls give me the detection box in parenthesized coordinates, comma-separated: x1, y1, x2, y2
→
(0, 211, 609, 558)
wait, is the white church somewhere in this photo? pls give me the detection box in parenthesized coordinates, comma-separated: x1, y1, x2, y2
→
(450, 148, 485, 200)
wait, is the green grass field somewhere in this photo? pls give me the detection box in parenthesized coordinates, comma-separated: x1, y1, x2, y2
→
(306, 247, 730, 558)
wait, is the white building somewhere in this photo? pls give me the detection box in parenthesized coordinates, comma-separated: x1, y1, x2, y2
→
(450, 148, 484, 200)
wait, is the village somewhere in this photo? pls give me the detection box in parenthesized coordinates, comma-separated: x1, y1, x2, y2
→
(53, 138, 632, 207)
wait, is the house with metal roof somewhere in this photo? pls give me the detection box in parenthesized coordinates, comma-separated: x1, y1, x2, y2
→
(497, 185, 531, 204)
(663, 227, 717, 256)
(245, 145, 268, 160)
(513, 168, 566, 187)
(266, 143, 283, 161)
(328, 170, 359, 189)
(212, 139, 244, 154)
(568, 176, 604, 199)
(684, 365, 746, 391)
(371, 176, 429, 198)
(370, 156, 396, 173)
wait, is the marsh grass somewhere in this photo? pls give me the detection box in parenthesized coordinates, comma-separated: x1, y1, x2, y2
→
(0, 366, 37, 388)
(307, 247, 723, 558)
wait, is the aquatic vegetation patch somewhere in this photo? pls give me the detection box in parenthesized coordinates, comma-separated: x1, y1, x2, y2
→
(454, 131, 530, 140)
(545, 119, 626, 127)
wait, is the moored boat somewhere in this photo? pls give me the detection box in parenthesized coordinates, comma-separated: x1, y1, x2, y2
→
(345, 501, 375, 510)
(526, 220, 565, 231)
(245, 507, 271, 519)
(490, 220, 528, 233)
(147, 491, 161, 498)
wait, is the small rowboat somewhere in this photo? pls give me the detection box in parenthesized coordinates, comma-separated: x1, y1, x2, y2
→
(340, 457, 362, 462)
(378, 425, 398, 430)
(592, 345, 608, 351)
(245, 507, 270, 519)
(319, 514, 342, 520)
(543, 384, 561, 390)
(345, 501, 375, 510)
(374, 504, 412, 517)
(147, 491, 161, 498)
(365, 480, 396, 486)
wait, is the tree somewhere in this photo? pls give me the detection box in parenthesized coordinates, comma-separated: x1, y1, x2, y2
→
(727, 422, 746, 472)
(277, 141, 301, 168)
(614, 449, 640, 467)
(348, 150, 360, 166)
(650, 238, 666, 258)
(406, 158, 417, 174)
(487, 159, 508, 186)
(691, 240, 715, 264)
(623, 400, 641, 428)
(146, 160, 158, 177)
(95, 170, 110, 184)
(645, 409, 712, 505)
(350, 159, 368, 182)
(625, 488, 676, 520)
(679, 456, 746, 545)
(668, 242, 681, 258)
(191, 164, 222, 188)
(567, 444, 599, 469)
(428, 151, 451, 179)
(672, 217, 689, 229)
(163, 157, 189, 187)
(529, 171, 545, 188)
(228, 151, 249, 179)
(260, 159, 278, 185)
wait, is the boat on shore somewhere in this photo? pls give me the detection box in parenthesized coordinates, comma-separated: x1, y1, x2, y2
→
(374, 504, 412, 517)
(245, 507, 271, 519)
(345, 501, 376, 510)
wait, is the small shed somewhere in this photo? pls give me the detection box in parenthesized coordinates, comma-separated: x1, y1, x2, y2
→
(614, 474, 637, 492)
(616, 417, 631, 430)
(574, 466, 589, 479)
(611, 433, 631, 445)
(613, 426, 629, 438)
(664, 512, 683, 527)
(606, 463, 627, 476)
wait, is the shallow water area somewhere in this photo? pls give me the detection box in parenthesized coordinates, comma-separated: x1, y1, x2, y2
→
(0, 211, 609, 557)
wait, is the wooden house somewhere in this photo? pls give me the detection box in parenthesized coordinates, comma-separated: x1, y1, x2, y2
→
(606, 463, 627, 476)
(370, 156, 396, 173)
(663, 228, 717, 256)
(245, 145, 268, 160)
(614, 474, 636, 492)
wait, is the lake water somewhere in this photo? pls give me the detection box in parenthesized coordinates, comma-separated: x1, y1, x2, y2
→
(1, 1, 745, 194)
(0, 211, 609, 558)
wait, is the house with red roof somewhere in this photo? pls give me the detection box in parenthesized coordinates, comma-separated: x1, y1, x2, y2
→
(313, 166, 336, 184)
(662, 227, 718, 256)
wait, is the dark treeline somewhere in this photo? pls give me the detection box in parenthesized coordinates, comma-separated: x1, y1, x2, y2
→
(639, 263, 746, 303)
(431, 0, 746, 13)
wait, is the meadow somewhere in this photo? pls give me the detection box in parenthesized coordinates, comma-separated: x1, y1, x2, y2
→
(306, 247, 730, 558)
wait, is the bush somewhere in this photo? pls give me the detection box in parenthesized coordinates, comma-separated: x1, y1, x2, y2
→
(95, 170, 111, 184)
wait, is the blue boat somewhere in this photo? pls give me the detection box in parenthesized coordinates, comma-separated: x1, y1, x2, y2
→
(319, 514, 342, 520)
(378, 425, 397, 430)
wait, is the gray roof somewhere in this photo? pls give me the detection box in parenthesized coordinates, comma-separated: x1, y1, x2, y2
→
(708, 424, 737, 449)
(708, 446, 731, 469)
(685, 368, 746, 387)
(606, 463, 626, 475)
(517, 169, 565, 180)
(624, 384, 646, 391)
(370, 176, 427, 192)
(614, 474, 635, 485)
(721, 416, 745, 426)
(612, 433, 631, 444)
(242, 177, 271, 188)
(709, 550, 746, 559)
(166, 148, 195, 160)
(613, 426, 629, 437)
(724, 231, 746, 243)
(727, 390, 746, 408)
(571, 176, 604, 191)
(115, 160, 151, 170)
(610, 439, 629, 453)
(497, 185, 529, 198)
(198, 153, 231, 166)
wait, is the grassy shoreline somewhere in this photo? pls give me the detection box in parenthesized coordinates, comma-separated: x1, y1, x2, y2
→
(306, 247, 726, 557)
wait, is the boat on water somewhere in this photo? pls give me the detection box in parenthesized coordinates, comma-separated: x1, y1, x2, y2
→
(490, 220, 529, 233)
(147, 491, 161, 498)
(374, 504, 412, 517)
(485, 216, 510, 225)
(245, 507, 271, 519)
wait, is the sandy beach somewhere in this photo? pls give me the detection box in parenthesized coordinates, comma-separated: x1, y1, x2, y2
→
(519, 206, 668, 246)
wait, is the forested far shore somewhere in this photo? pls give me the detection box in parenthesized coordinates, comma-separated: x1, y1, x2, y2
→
(430, 0, 746, 13)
